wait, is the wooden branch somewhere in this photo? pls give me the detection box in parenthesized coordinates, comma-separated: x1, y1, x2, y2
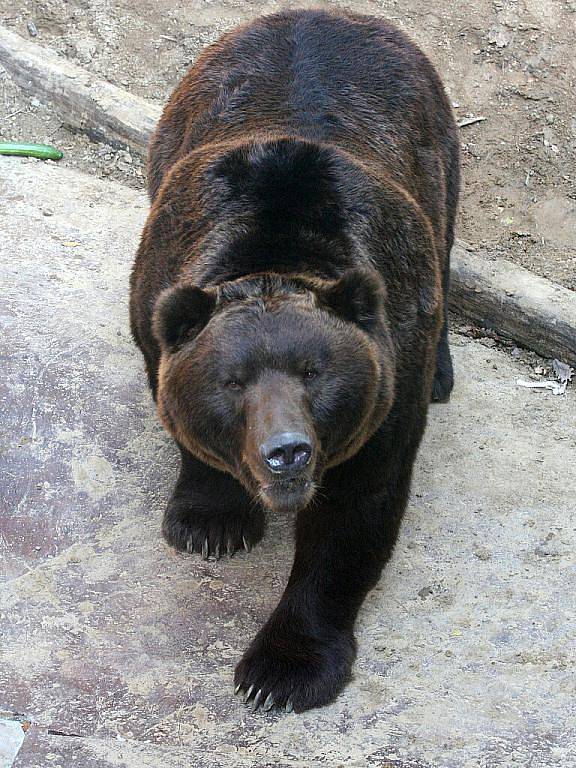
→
(0, 25, 161, 154)
(1, 27, 575, 366)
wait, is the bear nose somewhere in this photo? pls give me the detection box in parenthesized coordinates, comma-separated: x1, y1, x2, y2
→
(260, 432, 313, 473)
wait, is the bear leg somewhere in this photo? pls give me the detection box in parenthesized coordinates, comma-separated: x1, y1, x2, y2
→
(162, 444, 265, 559)
(234, 449, 415, 712)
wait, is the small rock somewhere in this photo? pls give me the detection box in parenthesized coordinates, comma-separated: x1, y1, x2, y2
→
(42, 208, 54, 216)
(534, 542, 561, 557)
(535, 532, 562, 557)
(473, 544, 492, 561)
(418, 585, 433, 598)
(73, 39, 97, 65)
(30, 98, 41, 108)
(552, 359, 573, 384)
(487, 24, 513, 48)
(27, 20, 38, 37)
(511, 347, 521, 358)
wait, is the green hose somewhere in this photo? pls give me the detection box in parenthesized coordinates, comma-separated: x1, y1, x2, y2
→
(0, 142, 63, 160)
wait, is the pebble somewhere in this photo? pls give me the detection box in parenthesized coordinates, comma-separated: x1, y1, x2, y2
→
(473, 544, 492, 561)
(74, 40, 97, 65)
(27, 20, 38, 37)
(42, 208, 54, 216)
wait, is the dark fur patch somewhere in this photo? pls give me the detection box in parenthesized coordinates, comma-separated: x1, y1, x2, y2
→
(210, 139, 345, 232)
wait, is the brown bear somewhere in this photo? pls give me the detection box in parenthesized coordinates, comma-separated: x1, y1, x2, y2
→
(130, 9, 459, 713)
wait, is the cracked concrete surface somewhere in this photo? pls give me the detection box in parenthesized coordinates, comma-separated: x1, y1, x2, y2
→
(0, 158, 575, 767)
(0, 719, 24, 768)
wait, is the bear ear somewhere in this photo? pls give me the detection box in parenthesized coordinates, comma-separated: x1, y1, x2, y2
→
(319, 269, 385, 331)
(152, 285, 216, 350)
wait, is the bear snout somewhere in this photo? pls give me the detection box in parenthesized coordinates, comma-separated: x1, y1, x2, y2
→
(257, 431, 317, 512)
(260, 431, 313, 474)
(241, 375, 319, 511)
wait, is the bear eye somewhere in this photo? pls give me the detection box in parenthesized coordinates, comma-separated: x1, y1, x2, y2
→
(225, 380, 243, 391)
(303, 369, 318, 381)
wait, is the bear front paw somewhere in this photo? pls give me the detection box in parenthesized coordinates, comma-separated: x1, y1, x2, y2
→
(234, 623, 355, 713)
(162, 494, 265, 559)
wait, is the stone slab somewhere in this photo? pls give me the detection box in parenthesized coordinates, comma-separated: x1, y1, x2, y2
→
(1, 157, 575, 767)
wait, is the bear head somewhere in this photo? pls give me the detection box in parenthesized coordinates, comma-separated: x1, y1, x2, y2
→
(152, 270, 395, 512)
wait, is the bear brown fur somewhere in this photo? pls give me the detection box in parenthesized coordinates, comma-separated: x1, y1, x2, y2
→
(130, 8, 459, 713)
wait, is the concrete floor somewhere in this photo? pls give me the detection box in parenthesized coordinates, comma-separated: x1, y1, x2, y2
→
(1, 157, 575, 768)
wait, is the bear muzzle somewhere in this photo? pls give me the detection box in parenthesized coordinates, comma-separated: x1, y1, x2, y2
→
(253, 432, 318, 512)
(242, 375, 319, 511)
(260, 431, 313, 474)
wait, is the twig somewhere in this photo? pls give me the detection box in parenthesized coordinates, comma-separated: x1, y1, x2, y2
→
(458, 116, 487, 128)
(3, 107, 24, 120)
(517, 379, 566, 395)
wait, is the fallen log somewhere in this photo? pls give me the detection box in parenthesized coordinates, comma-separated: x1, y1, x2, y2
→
(450, 244, 575, 366)
(0, 25, 161, 153)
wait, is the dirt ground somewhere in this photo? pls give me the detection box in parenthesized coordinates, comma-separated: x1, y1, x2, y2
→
(1, 157, 575, 768)
(1, 0, 575, 291)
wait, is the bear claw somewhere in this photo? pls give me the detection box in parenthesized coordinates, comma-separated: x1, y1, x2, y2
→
(235, 683, 281, 713)
(233, 680, 292, 714)
(251, 689, 263, 711)
(263, 693, 275, 711)
(234, 623, 355, 713)
(162, 498, 265, 559)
